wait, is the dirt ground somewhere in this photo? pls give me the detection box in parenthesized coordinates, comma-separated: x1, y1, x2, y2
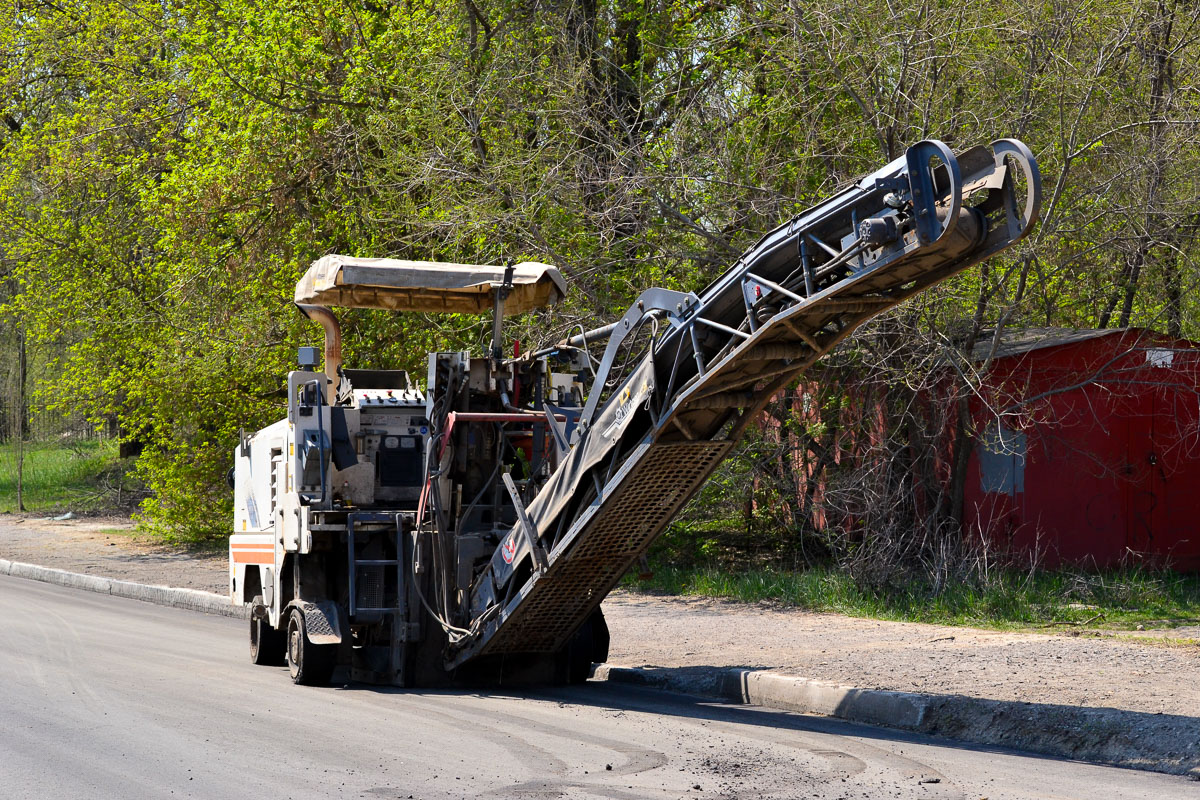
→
(3, 512, 1199, 719)
(602, 592, 1200, 716)
(0, 513, 227, 593)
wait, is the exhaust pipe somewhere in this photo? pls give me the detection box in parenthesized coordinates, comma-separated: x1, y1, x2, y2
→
(295, 304, 342, 403)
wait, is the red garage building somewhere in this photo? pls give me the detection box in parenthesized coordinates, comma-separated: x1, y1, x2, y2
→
(963, 328, 1200, 570)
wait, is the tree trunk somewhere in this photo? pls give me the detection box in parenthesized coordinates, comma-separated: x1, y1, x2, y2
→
(948, 261, 991, 531)
(16, 325, 26, 512)
(1099, 1, 1175, 331)
(1164, 249, 1182, 338)
(947, 392, 972, 531)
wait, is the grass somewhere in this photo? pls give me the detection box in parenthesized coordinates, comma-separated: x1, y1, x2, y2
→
(0, 439, 121, 514)
(625, 563, 1200, 633)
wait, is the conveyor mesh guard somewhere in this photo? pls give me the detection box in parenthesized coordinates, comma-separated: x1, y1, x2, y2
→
(479, 440, 731, 654)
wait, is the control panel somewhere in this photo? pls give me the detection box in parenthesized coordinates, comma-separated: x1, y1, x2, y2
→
(354, 388, 426, 408)
(351, 389, 429, 505)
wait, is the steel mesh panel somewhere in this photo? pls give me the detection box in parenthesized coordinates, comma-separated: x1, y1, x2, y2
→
(479, 440, 730, 655)
(356, 565, 384, 610)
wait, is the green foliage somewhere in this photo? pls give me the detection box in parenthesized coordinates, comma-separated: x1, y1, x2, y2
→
(1, 0, 1198, 540)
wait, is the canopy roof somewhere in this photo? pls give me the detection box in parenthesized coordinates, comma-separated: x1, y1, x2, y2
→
(294, 255, 567, 315)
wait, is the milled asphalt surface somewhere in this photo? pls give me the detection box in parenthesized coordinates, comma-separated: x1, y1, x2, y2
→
(4, 525, 1200, 778)
(2, 574, 1194, 799)
(4, 516, 1200, 777)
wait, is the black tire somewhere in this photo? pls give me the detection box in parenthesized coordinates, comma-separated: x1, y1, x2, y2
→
(286, 607, 337, 686)
(590, 608, 610, 665)
(559, 608, 609, 685)
(250, 615, 286, 666)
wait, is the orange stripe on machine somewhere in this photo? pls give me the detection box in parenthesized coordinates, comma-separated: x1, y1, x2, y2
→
(232, 552, 275, 565)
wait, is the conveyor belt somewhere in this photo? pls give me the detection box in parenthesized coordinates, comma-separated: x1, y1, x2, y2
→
(449, 139, 1041, 667)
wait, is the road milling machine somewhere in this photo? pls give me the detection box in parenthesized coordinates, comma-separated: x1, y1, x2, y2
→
(230, 138, 1041, 686)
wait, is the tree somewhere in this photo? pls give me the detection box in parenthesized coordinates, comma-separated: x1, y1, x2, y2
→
(0, 0, 1197, 543)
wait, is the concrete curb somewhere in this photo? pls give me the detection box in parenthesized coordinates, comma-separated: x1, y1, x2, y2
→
(593, 663, 1200, 778)
(0, 559, 250, 620)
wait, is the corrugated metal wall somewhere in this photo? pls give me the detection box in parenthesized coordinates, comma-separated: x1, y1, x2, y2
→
(964, 330, 1200, 570)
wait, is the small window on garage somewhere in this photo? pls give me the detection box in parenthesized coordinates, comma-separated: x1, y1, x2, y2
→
(978, 422, 1026, 496)
(1146, 348, 1174, 368)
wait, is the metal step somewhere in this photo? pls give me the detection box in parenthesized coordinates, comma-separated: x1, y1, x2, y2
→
(346, 513, 406, 618)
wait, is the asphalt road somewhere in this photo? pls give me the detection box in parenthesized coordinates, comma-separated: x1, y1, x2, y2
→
(0, 577, 1192, 800)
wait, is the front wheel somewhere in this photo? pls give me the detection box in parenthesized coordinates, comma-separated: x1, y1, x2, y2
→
(286, 607, 336, 685)
(250, 614, 285, 666)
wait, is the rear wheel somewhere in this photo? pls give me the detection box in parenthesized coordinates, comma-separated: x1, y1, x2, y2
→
(286, 607, 337, 685)
(249, 614, 285, 666)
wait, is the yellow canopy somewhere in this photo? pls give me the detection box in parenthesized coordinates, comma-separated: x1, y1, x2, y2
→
(294, 255, 567, 315)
